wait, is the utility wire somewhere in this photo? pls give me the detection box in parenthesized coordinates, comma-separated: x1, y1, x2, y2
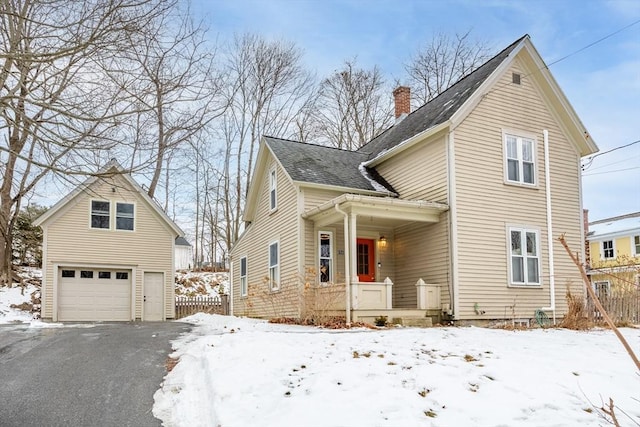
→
(483, 18, 640, 100)
(583, 166, 640, 177)
(546, 18, 640, 68)
(582, 139, 640, 170)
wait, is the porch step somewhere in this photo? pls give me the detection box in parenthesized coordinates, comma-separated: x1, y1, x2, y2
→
(392, 316, 433, 327)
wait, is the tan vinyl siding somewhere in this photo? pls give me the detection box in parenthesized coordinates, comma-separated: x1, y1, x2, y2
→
(232, 154, 300, 318)
(375, 134, 448, 203)
(453, 57, 584, 320)
(42, 174, 176, 320)
(393, 213, 450, 308)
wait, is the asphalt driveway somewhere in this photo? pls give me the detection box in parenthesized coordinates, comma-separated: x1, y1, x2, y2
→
(0, 321, 191, 427)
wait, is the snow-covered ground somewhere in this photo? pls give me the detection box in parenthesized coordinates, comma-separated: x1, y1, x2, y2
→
(154, 314, 640, 427)
(175, 271, 228, 298)
(0, 283, 40, 324)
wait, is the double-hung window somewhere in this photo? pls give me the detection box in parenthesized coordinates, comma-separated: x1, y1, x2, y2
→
(269, 242, 279, 291)
(593, 281, 610, 298)
(240, 256, 248, 296)
(505, 134, 536, 185)
(509, 227, 540, 285)
(91, 201, 110, 229)
(602, 240, 614, 259)
(269, 169, 277, 211)
(319, 231, 332, 283)
(116, 203, 134, 231)
(633, 236, 640, 257)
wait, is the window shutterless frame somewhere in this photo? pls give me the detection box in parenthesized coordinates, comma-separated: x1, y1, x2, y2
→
(90, 200, 110, 229)
(268, 241, 279, 291)
(507, 226, 541, 286)
(115, 202, 135, 231)
(269, 168, 277, 212)
(240, 256, 248, 296)
(318, 231, 333, 283)
(503, 131, 537, 186)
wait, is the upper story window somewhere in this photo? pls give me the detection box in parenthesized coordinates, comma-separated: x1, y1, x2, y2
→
(504, 133, 536, 185)
(91, 201, 110, 229)
(633, 236, 640, 256)
(91, 200, 135, 231)
(269, 241, 279, 291)
(269, 168, 277, 211)
(240, 256, 248, 296)
(508, 227, 540, 286)
(602, 240, 614, 259)
(116, 203, 134, 231)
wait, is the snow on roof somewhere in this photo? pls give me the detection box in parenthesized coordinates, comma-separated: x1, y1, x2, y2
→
(589, 212, 640, 238)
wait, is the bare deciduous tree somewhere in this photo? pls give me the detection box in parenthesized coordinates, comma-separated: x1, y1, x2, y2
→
(312, 59, 393, 150)
(405, 30, 492, 105)
(216, 33, 316, 255)
(0, 0, 170, 284)
(111, 5, 224, 206)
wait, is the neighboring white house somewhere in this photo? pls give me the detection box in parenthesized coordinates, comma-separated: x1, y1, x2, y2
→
(175, 236, 193, 270)
(34, 160, 184, 322)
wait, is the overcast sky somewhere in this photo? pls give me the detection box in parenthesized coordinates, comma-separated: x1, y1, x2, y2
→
(193, 0, 640, 222)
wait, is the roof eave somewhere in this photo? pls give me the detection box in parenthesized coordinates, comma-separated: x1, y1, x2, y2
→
(295, 180, 395, 197)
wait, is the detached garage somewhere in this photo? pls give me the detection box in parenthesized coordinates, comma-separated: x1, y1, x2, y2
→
(35, 160, 184, 322)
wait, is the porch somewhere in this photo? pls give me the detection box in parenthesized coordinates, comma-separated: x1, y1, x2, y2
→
(302, 194, 450, 324)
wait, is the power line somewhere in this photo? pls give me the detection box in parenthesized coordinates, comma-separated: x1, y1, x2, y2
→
(483, 18, 640, 99)
(583, 166, 640, 177)
(582, 139, 640, 170)
(546, 18, 640, 68)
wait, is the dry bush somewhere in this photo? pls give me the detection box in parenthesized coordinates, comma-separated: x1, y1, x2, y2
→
(559, 284, 592, 330)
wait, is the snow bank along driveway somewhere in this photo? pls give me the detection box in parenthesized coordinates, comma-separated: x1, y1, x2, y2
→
(154, 314, 640, 427)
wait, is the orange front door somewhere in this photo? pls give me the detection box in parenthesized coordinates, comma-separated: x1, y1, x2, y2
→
(356, 238, 375, 282)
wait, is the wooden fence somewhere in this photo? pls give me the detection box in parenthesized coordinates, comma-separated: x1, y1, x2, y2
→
(586, 290, 640, 325)
(175, 295, 229, 319)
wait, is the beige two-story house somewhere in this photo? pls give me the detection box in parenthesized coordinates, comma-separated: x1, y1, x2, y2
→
(230, 35, 598, 325)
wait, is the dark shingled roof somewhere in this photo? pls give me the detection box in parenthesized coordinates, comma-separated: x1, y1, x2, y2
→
(175, 236, 191, 246)
(357, 35, 527, 160)
(262, 36, 527, 192)
(264, 136, 397, 194)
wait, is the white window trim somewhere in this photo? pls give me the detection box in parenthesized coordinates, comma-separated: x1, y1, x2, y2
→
(502, 130, 538, 187)
(632, 235, 640, 257)
(601, 239, 615, 260)
(269, 168, 277, 212)
(240, 256, 248, 297)
(269, 241, 280, 291)
(592, 280, 610, 298)
(318, 230, 333, 284)
(507, 226, 542, 287)
(115, 202, 136, 232)
(90, 199, 111, 230)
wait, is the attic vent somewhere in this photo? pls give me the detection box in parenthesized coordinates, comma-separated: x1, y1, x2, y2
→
(512, 73, 521, 85)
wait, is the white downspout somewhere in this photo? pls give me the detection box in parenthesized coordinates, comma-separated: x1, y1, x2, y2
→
(541, 129, 556, 323)
(335, 204, 351, 324)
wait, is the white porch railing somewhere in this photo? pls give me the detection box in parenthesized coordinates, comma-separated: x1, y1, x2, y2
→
(351, 277, 393, 309)
(350, 278, 442, 311)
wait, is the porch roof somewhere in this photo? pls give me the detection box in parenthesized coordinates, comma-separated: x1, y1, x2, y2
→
(302, 194, 449, 227)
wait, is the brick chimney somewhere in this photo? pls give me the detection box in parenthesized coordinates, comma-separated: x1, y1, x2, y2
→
(393, 86, 410, 119)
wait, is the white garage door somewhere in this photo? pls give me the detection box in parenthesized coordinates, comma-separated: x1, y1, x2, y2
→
(58, 268, 132, 321)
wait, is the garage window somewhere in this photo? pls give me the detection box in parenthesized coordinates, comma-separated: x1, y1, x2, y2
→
(116, 203, 134, 231)
(80, 271, 94, 278)
(91, 201, 110, 229)
(61, 270, 75, 278)
(116, 272, 128, 280)
(98, 271, 111, 279)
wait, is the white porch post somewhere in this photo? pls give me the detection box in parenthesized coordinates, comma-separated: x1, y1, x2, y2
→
(335, 204, 351, 324)
(350, 213, 358, 311)
(384, 277, 393, 309)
